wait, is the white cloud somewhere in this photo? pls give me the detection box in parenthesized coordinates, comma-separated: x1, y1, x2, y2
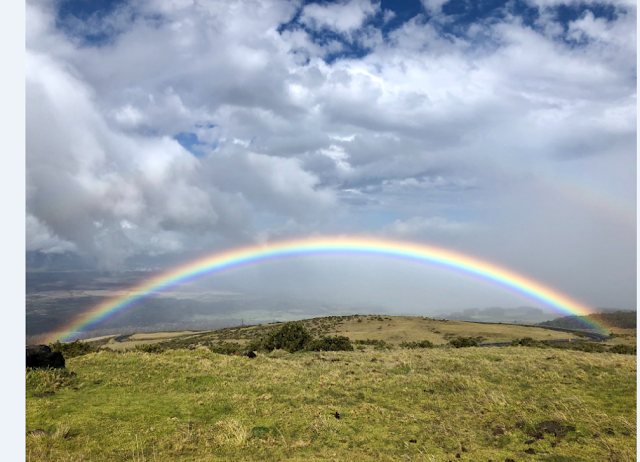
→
(420, 0, 450, 14)
(382, 216, 475, 238)
(299, 0, 380, 35)
(24, 0, 636, 308)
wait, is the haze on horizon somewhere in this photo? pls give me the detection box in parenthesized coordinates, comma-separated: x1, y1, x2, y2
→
(26, 0, 636, 334)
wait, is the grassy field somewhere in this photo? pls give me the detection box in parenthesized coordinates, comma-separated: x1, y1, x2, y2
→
(92, 315, 636, 352)
(27, 317, 636, 461)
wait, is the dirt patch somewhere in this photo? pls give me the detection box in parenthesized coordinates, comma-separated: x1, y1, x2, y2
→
(527, 420, 576, 439)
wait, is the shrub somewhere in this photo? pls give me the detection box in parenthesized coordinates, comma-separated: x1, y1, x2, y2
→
(134, 343, 165, 354)
(306, 336, 354, 351)
(568, 342, 608, 353)
(400, 340, 434, 349)
(255, 322, 312, 353)
(354, 339, 393, 350)
(448, 337, 479, 348)
(209, 342, 243, 355)
(49, 340, 96, 358)
(511, 337, 537, 347)
(609, 344, 636, 355)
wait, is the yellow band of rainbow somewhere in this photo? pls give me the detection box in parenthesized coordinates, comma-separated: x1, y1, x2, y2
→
(43, 237, 606, 342)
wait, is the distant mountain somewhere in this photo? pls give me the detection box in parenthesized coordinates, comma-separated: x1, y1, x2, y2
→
(537, 310, 637, 330)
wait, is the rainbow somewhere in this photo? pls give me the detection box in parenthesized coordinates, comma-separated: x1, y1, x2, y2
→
(45, 237, 608, 342)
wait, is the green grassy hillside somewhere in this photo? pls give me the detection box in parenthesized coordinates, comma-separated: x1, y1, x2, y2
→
(91, 314, 636, 352)
(27, 316, 636, 461)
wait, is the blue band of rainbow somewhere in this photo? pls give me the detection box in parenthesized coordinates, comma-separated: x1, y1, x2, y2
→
(44, 237, 606, 342)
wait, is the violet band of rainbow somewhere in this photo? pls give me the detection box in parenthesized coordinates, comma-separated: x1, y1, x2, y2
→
(44, 237, 607, 342)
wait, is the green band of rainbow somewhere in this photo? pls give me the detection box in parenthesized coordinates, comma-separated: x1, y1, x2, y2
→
(45, 237, 607, 342)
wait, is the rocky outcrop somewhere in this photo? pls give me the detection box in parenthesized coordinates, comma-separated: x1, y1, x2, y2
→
(26, 345, 65, 369)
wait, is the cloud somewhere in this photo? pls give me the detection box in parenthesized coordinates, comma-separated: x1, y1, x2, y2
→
(299, 0, 380, 35)
(25, 0, 635, 310)
(26, 214, 77, 254)
(382, 216, 476, 239)
(420, 0, 450, 14)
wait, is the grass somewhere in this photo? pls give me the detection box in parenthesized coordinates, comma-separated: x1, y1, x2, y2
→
(27, 345, 636, 461)
(93, 314, 634, 352)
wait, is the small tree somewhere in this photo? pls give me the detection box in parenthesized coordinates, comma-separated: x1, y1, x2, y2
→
(258, 322, 312, 353)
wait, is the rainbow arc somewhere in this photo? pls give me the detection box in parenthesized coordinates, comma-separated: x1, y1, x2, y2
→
(44, 237, 607, 343)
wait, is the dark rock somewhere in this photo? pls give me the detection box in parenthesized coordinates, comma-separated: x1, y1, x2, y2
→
(26, 345, 65, 369)
(241, 350, 256, 358)
(409, 439, 417, 443)
(524, 448, 535, 454)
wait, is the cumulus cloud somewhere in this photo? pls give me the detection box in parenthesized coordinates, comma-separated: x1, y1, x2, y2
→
(25, 0, 635, 310)
(299, 0, 380, 35)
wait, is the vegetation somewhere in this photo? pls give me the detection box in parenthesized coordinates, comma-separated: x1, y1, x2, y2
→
(134, 343, 166, 354)
(354, 339, 393, 350)
(399, 340, 434, 349)
(538, 310, 637, 330)
(208, 342, 244, 355)
(26, 345, 636, 461)
(306, 336, 354, 352)
(609, 344, 637, 355)
(49, 340, 97, 358)
(509, 338, 636, 355)
(247, 322, 313, 353)
(448, 336, 481, 348)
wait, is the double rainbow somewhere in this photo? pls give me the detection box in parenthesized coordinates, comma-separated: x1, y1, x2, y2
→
(45, 237, 606, 342)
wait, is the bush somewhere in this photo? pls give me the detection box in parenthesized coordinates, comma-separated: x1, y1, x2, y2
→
(448, 337, 479, 348)
(306, 336, 354, 351)
(134, 343, 165, 354)
(354, 339, 393, 350)
(609, 344, 636, 355)
(400, 340, 434, 349)
(255, 322, 312, 353)
(209, 342, 243, 355)
(49, 340, 96, 358)
(511, 337, 537, 347)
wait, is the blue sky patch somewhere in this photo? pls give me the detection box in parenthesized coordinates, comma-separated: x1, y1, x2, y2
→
(55, 0, 164, 46)
(174, 132, 208, 157)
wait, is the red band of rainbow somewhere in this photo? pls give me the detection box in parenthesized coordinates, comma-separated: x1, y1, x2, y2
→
(43, 237, 607, 342)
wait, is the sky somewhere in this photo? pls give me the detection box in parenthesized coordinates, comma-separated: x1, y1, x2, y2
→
(25, 0, 637, 316)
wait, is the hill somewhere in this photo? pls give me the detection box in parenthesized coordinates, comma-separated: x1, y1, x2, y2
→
(84, 314, 633, 352)
(27, 316, 636, 461)
(538, 310, 637, 330)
